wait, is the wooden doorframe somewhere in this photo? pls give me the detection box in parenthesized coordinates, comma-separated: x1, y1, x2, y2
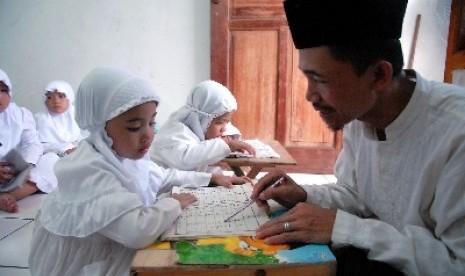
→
(444, 0, 465, 83)
(211, 0, 229, 85)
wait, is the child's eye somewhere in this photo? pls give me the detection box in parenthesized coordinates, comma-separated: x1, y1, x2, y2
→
(59, 94, 66, 98)
(127, 127, 140, 132)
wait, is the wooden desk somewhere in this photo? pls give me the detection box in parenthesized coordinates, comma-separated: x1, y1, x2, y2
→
(131, 247, 336, 276)
(222, 140, 297, 178)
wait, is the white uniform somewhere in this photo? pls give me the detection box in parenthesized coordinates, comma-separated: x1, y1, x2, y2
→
(28, 67, 211, 276)
(151, 80, 238, 172)
(303, 71, 465, 275)
(34, 80, 87, 155)
(0, 69, 55, 193)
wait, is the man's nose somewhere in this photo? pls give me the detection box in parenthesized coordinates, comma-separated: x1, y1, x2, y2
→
(306, 82, 321, 103)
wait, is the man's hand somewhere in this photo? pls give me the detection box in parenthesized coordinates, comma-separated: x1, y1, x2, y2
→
(256, 202, 336, 245)
(251, 170, 307, 212)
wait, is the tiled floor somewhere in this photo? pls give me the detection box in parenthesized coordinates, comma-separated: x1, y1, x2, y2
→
(0, 172, 335, 276)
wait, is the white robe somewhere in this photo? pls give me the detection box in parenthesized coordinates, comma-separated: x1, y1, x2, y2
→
(29, 136, 211, 276)
(151, 122, 231, 172)
(303, 71, 465, 275)
(29, 66, 213, 276)
(0, 103, 57, 192)
(34, 105, 86, 154)
(151, 80, 239, 173)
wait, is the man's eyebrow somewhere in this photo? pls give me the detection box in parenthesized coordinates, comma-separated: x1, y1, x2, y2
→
(300, 68, 324, 77)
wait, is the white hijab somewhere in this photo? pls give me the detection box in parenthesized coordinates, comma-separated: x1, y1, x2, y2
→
(0, 68, 13, 97)
(35, 80, 82, 146)
(158, 80, 237, 142)
(40, 67, 161, 236)
(76, 67, 160, 204)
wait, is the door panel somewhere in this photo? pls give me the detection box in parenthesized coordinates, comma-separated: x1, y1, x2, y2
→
(211, 0, 341, 173)
(231, 30, 279, 140)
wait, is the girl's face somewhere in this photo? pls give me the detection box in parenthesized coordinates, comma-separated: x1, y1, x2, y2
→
(0, 81, 11, 113)
(205, 111, 233, 139)
(45, 91, 70, 114)
(105, 101, 157, 160)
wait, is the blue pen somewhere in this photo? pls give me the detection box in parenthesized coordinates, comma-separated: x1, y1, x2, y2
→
(224, 176, 285, 222)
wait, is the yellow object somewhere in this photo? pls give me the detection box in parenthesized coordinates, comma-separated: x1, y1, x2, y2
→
(146, 241, 171, 250)
(241, 236, 289, 255)
(196, 236, 289, 257)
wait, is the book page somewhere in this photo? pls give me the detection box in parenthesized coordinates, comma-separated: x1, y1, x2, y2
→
(229, 139, 280, 158)
(161, 184, 269, 241)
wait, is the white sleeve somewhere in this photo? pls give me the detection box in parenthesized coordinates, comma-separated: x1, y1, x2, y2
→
(332, 209, 465, 275)
(19, 108, 43, 164)
(149, 161, 211, 195)
(157, 138, 231, 171)
(99, 197, 182, 249)
(306, 126, 465, 275)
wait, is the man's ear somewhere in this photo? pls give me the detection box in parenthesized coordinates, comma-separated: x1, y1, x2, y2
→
(372, 60, 393, 90)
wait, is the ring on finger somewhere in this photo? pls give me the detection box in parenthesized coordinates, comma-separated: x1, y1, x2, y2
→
(283, 221, 291, 232)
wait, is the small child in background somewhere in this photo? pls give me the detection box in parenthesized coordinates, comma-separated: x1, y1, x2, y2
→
(150, 80, 255, 173)
(0, 69, 54, 213)
(29, 67, 250, 275)
(35, 80, 88, 157)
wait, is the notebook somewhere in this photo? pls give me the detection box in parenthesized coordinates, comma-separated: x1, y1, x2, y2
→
(229, 139, 280, 158)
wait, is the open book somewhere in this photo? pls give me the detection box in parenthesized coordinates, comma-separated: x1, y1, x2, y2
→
(161, 184, 269, 241)
(0, 149, 33, 192)
(229, 139, 280, 158)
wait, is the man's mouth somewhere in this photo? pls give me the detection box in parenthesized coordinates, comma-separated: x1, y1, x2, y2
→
(313, 103, 334, 114)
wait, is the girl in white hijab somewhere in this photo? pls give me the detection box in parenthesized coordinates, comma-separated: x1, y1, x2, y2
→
(0, 69, 45, 213)
(151, 80, 255, 173)
(34, 80, 87, 156)
(29, 67, 251, 275)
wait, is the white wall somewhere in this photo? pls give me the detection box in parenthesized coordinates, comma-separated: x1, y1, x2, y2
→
(0, 0, 210, 125)
(401, 0, 451, 81)
(0, 0, 451, 125)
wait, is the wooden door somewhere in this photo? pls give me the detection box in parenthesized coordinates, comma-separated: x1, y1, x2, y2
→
(211, 0, 342, 173)
(444, 0, 465, 83)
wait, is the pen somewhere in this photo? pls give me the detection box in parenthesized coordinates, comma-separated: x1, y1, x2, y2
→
(223, 176, 285, 222)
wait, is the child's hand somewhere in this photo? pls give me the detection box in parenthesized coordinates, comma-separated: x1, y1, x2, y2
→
(0, 162, 16, 184)
(171, 193, 197, 209)
(210, 174, 252, 188)
(226, 140, 256, 156)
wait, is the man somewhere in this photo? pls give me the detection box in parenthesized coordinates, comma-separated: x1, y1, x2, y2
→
(251, 0, 465, 275)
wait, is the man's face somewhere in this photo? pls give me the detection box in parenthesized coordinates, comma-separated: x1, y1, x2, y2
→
(299, 47, 378, 131)
(0, 81, 11, 113)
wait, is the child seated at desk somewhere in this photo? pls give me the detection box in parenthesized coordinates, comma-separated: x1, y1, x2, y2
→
(34, 80, 88, 157)
(28, 67, 251, 275)
(150, 80, 255, 173)
(0, 69, 55, 213)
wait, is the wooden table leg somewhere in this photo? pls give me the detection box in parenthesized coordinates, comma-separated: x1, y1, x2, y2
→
(246, 167, 262, 179)
(230, 166, 245, 177)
